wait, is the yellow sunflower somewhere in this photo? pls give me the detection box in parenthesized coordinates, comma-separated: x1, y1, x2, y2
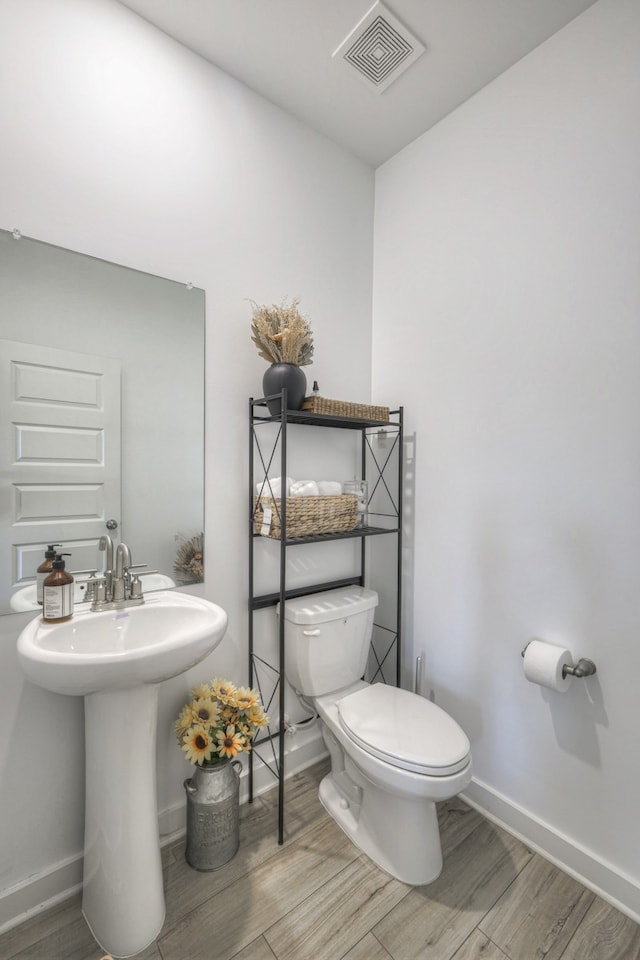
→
(237, 721, 255, 741)
(191, 682, 212, 700)
(216, 724, 246, 759)
(211, 678, 237, 705)
(181, 725, 216, 765)
(191, 698, 220, 727)
(175, 702, 195, 738)
(247, 704, 270, 727)
(220, 704, 236, 723)
(234, 686, 261, 711)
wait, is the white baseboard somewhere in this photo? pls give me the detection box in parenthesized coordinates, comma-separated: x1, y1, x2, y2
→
(462, 777, 640, 924)
(0, 854, 83, 936)
(0, 726, 326, 937)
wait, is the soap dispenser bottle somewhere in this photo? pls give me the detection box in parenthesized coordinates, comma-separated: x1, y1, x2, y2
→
(36, 544, 62, 605)
(43, 554, 74, 623)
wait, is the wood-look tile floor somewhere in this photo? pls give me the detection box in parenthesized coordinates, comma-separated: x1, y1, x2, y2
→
(2, 759, 639, 960)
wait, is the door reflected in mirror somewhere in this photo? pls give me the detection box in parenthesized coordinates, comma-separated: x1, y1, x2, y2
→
(0, 229, 205, 616)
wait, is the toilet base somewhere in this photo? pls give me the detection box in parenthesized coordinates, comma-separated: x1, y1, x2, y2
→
(318, 768, 444, 886)
(315, 696, 471, 887)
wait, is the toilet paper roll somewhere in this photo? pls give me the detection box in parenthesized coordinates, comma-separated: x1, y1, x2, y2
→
(523, 640, 572, 692)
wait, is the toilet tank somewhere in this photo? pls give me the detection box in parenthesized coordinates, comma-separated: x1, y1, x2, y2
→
(278, 586, 378, 697)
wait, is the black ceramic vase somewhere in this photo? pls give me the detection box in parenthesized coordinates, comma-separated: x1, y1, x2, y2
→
(262, 363, 307, 415)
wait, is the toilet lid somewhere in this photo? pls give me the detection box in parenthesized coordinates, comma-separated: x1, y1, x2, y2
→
(337, 684, 470, 777)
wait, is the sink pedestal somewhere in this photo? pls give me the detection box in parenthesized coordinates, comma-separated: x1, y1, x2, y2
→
(83, 685, 165, 958)
(17, 591, 229, 958)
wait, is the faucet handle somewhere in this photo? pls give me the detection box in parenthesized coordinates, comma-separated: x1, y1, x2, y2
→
(93, 578, 107, 603)
(130, 575, 144, 599)
(82, 571, 99, 602)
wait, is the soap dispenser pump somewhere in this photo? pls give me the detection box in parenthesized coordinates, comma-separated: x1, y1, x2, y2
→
(43, 554, 74, 623)
(36, 544, 62, 605)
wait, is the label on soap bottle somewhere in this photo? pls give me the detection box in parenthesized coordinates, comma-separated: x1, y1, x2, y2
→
(43, 582, 74, 621)
(36, 571, 47, 604)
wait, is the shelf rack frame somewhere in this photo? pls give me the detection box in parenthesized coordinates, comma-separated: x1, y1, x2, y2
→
(248, 390, 403, 843)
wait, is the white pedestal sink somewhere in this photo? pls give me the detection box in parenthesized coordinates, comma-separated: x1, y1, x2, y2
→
(17, 590, 228, 959)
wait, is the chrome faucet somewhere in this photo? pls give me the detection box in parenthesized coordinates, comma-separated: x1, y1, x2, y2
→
(91, 539, 145, 610)
(112, 542, 132, 601)
(98, 535, 114, 600)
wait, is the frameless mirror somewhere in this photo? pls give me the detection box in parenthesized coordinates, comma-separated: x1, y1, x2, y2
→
(0, 229, 205, 615)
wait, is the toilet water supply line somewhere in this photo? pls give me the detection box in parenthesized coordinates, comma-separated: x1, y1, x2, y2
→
(415, 656, 423, 695)
(286, 692, 319, 735)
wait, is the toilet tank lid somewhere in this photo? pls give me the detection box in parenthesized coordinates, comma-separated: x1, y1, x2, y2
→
(278, 586, 378, 625)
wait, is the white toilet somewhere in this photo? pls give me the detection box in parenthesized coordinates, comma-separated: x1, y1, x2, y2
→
(279, 586, 472, 886)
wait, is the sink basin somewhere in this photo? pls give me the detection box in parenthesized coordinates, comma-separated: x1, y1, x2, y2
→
(16, 590, 227, 958)
(9, 571, 176, 612)
(17, 589, 225, 696)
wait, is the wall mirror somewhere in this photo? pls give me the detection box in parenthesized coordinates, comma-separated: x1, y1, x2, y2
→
(0, 228, 205, 616)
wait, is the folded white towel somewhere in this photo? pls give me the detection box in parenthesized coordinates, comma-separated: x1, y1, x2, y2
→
(258, 478, 343, 498)
(290, 480, 320, 497)
(256, 476, 294, 498)
(317, 480, 343, 496)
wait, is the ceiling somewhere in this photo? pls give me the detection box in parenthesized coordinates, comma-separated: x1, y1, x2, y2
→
(117, 0, 598, 167)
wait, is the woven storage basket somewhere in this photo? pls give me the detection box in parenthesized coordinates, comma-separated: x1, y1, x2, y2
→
(254, 494, 358, 539)
(301, 396, 389, 421)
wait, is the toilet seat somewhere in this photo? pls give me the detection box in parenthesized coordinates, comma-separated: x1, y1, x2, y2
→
(337, 683, 470, 777)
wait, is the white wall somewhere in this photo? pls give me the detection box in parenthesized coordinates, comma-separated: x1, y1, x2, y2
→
(373, 0, 640, 918)
(0, 0, 374, 925)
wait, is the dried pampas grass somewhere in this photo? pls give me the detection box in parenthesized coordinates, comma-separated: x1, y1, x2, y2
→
(249, 297, 314, 366)
(174, 532, 204, 584)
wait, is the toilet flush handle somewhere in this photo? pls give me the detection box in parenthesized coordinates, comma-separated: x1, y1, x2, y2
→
(303, 628, 321, 636)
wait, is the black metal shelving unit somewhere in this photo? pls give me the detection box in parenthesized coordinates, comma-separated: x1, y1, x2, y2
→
(248, 391, 404, 843)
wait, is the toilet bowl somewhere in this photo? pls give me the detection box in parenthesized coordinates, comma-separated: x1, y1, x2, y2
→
(279, 587, 472, 885)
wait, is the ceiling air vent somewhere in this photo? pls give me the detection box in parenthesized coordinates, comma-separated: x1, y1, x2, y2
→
(333, 1, 425, 94)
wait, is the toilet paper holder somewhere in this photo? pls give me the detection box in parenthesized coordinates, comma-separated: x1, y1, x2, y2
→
(521, 642, 597, 679)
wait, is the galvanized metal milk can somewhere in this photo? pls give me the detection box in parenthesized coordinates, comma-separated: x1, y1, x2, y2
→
(184, 759, 242, 870)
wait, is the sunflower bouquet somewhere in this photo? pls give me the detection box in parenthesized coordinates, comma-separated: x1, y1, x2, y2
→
(175, 678, 269, 766)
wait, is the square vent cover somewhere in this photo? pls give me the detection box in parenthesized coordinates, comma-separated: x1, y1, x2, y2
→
(333, 1, 425, 94)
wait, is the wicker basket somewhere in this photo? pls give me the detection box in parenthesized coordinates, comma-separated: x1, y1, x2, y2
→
(254, 494, 358, 539)
(301, 396, 389, 422)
